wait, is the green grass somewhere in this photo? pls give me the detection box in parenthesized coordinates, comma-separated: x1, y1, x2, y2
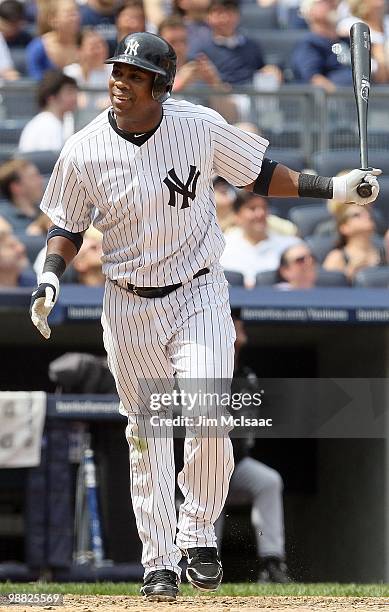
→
(0, 583, 388, 597)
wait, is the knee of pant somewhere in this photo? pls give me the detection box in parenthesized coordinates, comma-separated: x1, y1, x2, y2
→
(256, 466, 284, 494)
(265, 468, 283, 491)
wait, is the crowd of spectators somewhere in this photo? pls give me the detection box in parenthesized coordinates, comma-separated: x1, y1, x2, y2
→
(0, 0, 389, 289)
(1, 0, 389, 85)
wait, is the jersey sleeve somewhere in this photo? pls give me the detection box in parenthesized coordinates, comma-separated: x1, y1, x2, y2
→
(40, 145, 94, 233)
(211, 121, 269, 187)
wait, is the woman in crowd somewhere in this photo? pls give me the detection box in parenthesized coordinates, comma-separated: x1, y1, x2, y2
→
(64, 28, 111, 113)
(26, 0, 80, 80)
(323, 200, 387, 281)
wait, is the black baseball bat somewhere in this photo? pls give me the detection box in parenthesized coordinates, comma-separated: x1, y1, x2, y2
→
(350, 22, 372, 198)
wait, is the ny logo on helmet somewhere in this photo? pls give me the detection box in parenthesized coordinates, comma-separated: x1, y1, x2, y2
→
(125, 39, 140, 56)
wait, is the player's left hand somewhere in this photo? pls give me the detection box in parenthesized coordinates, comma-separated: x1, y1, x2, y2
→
(30, 272, 60, 339)
(332, 168, 382, 206)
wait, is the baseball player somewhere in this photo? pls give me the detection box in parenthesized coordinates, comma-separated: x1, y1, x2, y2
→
(30, 32, 380, 601)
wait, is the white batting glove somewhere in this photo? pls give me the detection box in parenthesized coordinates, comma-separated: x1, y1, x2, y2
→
(332, 168, 382, 206)
(30, 272, 60, 339)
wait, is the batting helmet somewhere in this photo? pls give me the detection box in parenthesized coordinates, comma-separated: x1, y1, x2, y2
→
(105, 32, 177, 102)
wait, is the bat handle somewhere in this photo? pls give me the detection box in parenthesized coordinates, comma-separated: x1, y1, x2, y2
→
(357, 167, 373, 198)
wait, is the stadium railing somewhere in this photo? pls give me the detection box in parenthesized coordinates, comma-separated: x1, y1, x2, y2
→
(1, 81, 389, 168)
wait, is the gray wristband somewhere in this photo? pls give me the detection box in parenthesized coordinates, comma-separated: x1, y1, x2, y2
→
(298, 173, 333, 199)
(43, 254, 66, 279)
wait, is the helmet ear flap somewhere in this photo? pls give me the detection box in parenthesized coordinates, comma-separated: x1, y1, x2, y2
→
(152, 73, 172, 102)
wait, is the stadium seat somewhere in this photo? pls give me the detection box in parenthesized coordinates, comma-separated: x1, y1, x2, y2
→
(268, 196, 325, 220)
(1, 82, 38, 119)
(255, 267, 348, 287)
(10, 47, 27, 76)
(265, 131, 302, 150)
(17, 150, 60, 175)
(266, 149, 306, 171)
(224, 270, 245, 286)
(16, 233, 46, 265)
(243, 29, 307, 67)
(316, 268, 348, 286)
(305, 234, 336, 263)
(353, 266, 389, 288)
(255, 270, 277, 285)
(0, 120, 27, 146)
(369, 176, 389, 226)
(311, 149, 389, 176)
(240, 5, 279, 30)
(289, 203, 331, 237)
(0, 150, 12, 164)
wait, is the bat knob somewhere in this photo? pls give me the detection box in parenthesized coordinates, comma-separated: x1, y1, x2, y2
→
(357, 168, 373, 198)
(357, 182, 373, 198)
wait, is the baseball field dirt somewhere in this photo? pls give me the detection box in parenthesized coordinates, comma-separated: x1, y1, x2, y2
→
(1, 584, 388, 611)
(2, 595, 387, 612)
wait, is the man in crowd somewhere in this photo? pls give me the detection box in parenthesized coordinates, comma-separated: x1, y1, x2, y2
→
(0, 159, 44, 232)
(0, 230, 32, 287)
(220, 191, 299, 287)
(79, 0, 120, 28)
(190, 0, 282, 87)
(18, 70, 78, 153)
(276, 242, 318, 289)
(291, 0, 352, 92)
(0, 0, 32, 49)
(159, 16, 228, 92)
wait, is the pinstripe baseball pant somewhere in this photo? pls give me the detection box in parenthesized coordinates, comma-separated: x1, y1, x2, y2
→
(101, 264, 236, 578)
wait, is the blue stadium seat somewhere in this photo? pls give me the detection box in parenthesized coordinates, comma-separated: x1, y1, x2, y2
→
(311, 149, 389, 176)
(17, 150, 59, 175)
(369, 176, 389, 227)
(10, 47, 27, 76)
(266, 148, 306, 171)
(316, 268, 348, 286)
(1, 82, 38, 119)
(16, 233, 46, 265)
(353, 266, 389, 288)
(243, 29, 307, 67)
(255, 269, 277, 285)
(289, 203, 331, 237)
(268, 196, 325, 220)
(0, 150, 12, 164)
(305, 234, 336, 263)
(224, 270, 245, 286)
(0, 120, 27, 146)
(0, 200, 10, 214)
(255, 267, 348, 287)
(240, 5, 279, 30)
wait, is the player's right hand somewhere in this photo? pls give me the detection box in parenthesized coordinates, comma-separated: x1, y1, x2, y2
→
(30, 272, 60, 339)
(332, 168, 382, 206)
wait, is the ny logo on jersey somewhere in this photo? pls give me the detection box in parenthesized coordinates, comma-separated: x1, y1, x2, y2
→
(125, 39, 140, 56)
(163, 166, 201, 209)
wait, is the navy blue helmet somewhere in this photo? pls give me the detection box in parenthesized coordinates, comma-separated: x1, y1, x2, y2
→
(106, 32, 177, 102)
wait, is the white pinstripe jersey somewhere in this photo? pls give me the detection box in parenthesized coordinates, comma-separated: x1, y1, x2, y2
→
(40, 98, 269, 286)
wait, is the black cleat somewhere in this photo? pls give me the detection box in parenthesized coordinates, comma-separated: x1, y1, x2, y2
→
(140, 569, 179, 601)
(258, 557, 292, 583)
(185, 547, 223, 591)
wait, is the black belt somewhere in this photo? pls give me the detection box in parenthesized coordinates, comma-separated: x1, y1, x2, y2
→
(114, 267, 209, 298)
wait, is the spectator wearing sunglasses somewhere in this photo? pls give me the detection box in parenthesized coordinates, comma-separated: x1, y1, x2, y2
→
(323, 202, 386, 281)
(276, 242, 317, 290)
